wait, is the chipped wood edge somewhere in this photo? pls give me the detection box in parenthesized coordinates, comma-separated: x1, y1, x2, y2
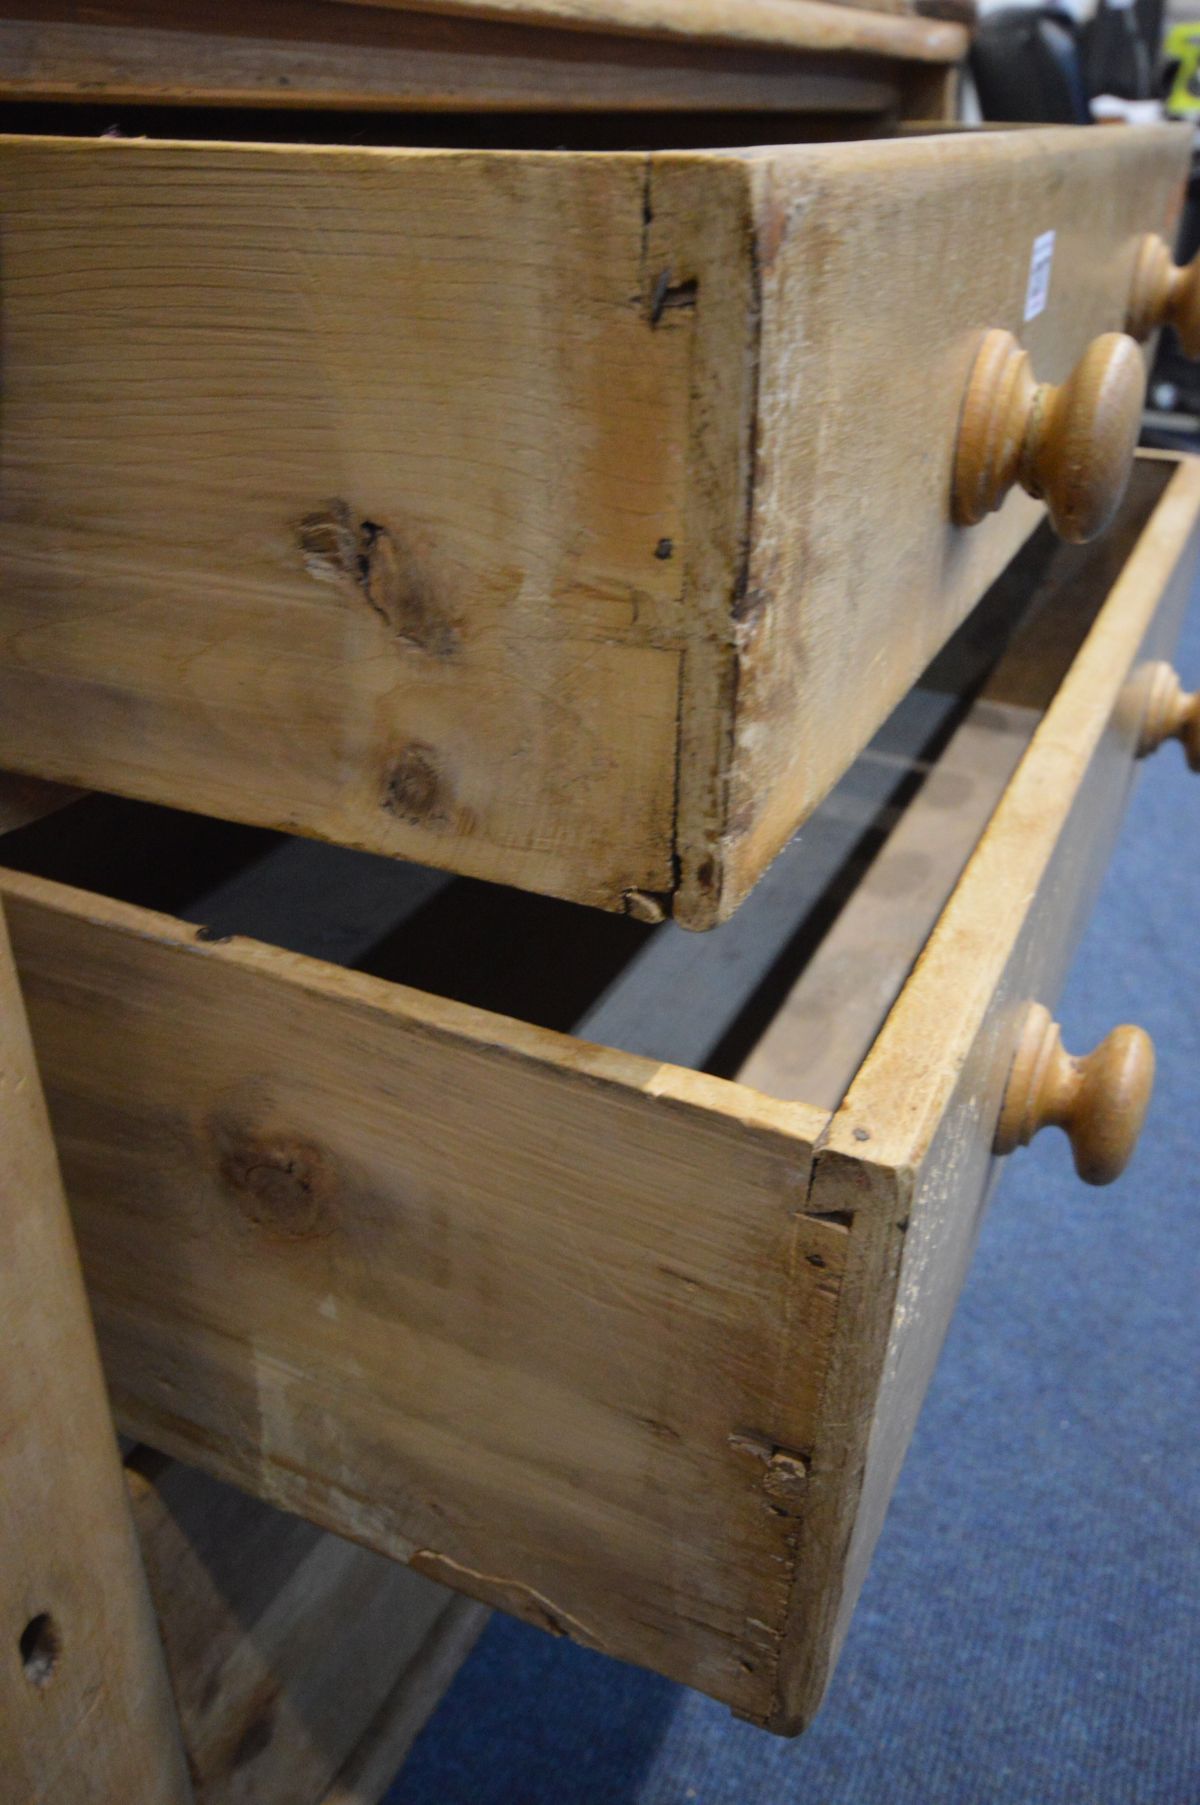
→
(644, 155, 761, 931)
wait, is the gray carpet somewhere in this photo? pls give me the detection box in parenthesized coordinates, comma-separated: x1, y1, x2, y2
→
(385, 586, 1200, 1804)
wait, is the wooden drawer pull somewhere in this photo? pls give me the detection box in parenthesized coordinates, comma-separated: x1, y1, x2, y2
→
(1127, 234, 1200, 358)
(994, 1003, 1155, 1185)
(953, 329, 1145, 545)
(1136, 660, 1200, 769)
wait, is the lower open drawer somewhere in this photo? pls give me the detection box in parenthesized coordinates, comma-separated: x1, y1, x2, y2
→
(1, 454, 1196, 1733)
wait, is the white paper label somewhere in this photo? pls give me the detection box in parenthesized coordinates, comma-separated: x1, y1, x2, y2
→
(1024, 230, 1056, 322)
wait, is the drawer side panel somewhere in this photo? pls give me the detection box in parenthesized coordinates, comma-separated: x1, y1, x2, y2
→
(0, 876, 833, 1717)
(0, 138, 695, 909)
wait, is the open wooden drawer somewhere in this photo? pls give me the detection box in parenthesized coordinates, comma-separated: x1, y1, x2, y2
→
(0, 453, 1196, 1733)
(0, 122, 1193, 926)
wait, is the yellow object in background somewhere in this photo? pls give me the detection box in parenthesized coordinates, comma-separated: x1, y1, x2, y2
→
(1165, 22, 1200, 117)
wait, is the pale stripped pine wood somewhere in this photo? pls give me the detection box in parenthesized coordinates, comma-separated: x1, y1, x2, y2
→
(0, 903, 192, 1803)
(0, 456, 1194, 1731)
(771, 452, 1200, 1730)
(0, 128, 1188, 925)
(734, 502, 1148, 1108)
(126, 1447, 487, 1803)
(0, 0, 926, 115)
(706, 124, 1190, 923)
(0, 868, 836, 1718)
(0, 137, 692, 913)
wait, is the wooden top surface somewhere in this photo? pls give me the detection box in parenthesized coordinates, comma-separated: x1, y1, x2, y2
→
(327, 0, 970, 57)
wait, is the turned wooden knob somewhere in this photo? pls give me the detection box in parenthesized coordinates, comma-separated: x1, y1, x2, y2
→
(1127, 234, 1200, 359)
(953, 329, 1145, 544)
(1136, 660, 1200, 770)
(994, 1003, 1155, 1186)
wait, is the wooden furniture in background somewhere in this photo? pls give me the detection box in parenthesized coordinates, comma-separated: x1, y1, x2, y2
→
(0, 125, 1188, 926)
(0, 0, 967, 122)
(0, 903, 191, 1803)
(126, 1449, 487, 1805)
(1, 454, 1193, 1735)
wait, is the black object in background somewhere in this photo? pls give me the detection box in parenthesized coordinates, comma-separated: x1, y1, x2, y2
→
(1083, 0, 1152, 99)
(969, 6, 1091, 123)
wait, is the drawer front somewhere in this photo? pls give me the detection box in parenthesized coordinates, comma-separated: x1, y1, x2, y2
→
(712, 124, 1192, 923)
(0, 457, 1196, 1732)
(778, 452, 1200, 1732)
(0, 128, 1190, 927)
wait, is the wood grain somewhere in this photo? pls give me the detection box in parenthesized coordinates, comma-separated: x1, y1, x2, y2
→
(0, 128, 1187, 924)
(0, 459, 1194, 1731)
(0, 903, 191, 1803)
(1127, 232, 1200, 358)
(0, 863, 834, 1716)
(0, 136, 686, 913)
(0, 0, 926, 114)
(952, 329, 1145, 543)
(772, 453, 1200, 1730)
(702, 124, 1189, 923)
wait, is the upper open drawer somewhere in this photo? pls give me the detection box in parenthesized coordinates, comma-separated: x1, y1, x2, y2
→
(0, 124, 1192, 924)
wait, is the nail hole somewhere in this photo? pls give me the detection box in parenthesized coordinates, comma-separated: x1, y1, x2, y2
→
(20, 1614, 61, 1687)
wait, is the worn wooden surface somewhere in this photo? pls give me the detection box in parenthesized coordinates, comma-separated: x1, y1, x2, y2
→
(0, 903, 191, 1803)
(705, 125, 1189, 924)
(0, 136, 690, 913)
(0, 0, 931, 115)
(0, 0, 966, 117)
(735, 501, 1138, 1108)
(775, 453, 1200, 1731)
(1, 457, 1193, 1730)
(126, 1447, 487, 1803)
(0, 853, 835, 1715)
(0, 127, 1186, 923)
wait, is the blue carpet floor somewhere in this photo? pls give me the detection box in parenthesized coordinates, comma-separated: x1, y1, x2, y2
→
(385, 590, 1200, 1805)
